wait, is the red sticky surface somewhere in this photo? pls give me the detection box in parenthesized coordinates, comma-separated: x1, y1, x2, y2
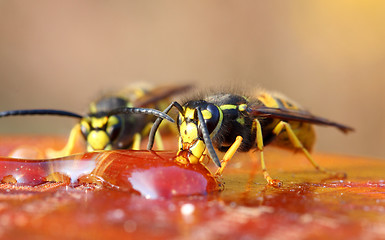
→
(0, 149, 218, 198)
(0, 136, 384, 240)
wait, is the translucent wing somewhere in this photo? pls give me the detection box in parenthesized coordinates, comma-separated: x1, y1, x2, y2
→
(133, 85, 193, 107)
(248, 106, 354, 133)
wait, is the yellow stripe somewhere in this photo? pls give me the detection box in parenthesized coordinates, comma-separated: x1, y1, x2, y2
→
(184, 108, 196, 119)
(220, 104, 238, 110)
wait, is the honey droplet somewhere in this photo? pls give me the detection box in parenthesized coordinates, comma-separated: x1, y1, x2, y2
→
(1, 175, 17, 184)
(46, 172, 71, 184)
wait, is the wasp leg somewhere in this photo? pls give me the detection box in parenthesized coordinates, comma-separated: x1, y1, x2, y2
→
(153, 131, 164, 150)
(246, 152, 262, 190)
(198, 148, 209, 165)
(132, 131, 164, 150)
(215, 136, 243, 176)
(45, 123, 82, 158)
(255, 119, 283, 187)
(131, 133, 142, 150)
(143, 123, 164, 150)
(196, 149, 215, 176)
(273, 121, 346, 179)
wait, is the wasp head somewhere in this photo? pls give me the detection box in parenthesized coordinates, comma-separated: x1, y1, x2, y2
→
(79, 97, 129, 151)
(176, 100, 223, 166)
(80, 113, 122, 151)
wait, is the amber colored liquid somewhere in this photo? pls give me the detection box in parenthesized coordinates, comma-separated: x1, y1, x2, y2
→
(0, 150, 219, 198)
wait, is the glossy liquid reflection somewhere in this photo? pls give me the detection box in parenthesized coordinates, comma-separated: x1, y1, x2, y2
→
(0, 150, 219, 198)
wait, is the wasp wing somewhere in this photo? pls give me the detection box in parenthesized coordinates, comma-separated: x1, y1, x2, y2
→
(133, 85, 193, 108)
(248, 106, 354, 133)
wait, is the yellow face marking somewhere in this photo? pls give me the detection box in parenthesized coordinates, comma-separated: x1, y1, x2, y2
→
(91, 117, 108, 129)
(184, 108, 196, 119)
(179, 121, 199, 143)
(189, 140, 206, 163)
(178, 113, 185, 123)
(179, 108, 200, 144)
(177, 107, 208, 164)
(87, 130, 110, 150)
(177, 139, 206, 164)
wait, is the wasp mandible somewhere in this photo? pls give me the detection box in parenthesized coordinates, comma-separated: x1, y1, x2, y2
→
(147, 90, 354, 187)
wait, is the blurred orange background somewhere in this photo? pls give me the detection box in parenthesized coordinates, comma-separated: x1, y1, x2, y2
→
(0, 1, 384, 159)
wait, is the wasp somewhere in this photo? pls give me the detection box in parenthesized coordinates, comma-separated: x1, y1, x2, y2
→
(147, 90, 354, 187)
(0, 84, 189, 158)
(70, 84, 190, 154)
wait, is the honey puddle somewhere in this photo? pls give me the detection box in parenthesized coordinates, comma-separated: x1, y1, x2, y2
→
(0, 150, 219, 198)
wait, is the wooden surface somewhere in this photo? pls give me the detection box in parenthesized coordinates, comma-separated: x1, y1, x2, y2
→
(0, 136, 384, 240)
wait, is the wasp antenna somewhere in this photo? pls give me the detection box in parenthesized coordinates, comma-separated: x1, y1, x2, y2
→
(0, 109, 83, 119)
(108, 107, 174, 123)
(196, 107, 222, 168)
(173, 101, 185, 115)
(147, 101, 183, 150)
(336, 124, 354, 133)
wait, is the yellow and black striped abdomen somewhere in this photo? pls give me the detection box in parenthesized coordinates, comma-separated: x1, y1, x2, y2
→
(256, 92, 316, 151)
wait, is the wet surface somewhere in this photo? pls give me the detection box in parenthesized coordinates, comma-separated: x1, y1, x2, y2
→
(0, 136, 384, 239)
(0, 150, 218, 198)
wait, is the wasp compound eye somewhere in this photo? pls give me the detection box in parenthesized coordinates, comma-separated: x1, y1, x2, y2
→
(80, 119, 91, 139)
(106, 115, 122, 141)
(201, 104, 220, 134)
